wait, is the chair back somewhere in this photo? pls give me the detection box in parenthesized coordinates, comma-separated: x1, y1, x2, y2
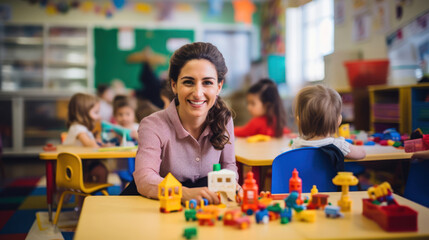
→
(56, 152, 84, 190)
(271, 147, 338, 193)
(404, 159, 429, 208)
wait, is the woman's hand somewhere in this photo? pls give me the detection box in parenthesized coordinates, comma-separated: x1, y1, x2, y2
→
(182, 187, 220, 205)
(412, 150, 429, 160)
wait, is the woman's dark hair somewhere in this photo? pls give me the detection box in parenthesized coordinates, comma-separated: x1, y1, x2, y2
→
(248, 79, 287, 138)
(169, 42, 231, 150)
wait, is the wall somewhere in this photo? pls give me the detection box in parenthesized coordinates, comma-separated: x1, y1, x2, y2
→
(334, 0, 429, 59)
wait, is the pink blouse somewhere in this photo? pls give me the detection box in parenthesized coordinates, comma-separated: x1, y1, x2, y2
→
(133, 102, 238, 199)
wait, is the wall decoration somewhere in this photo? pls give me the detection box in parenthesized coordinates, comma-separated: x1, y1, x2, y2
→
(208, 0, 223, 16)
(352, 0, 368, 16)
(134, 3, 152, 13)
(373, 0, 389, 33)
(261, 0, 285, 55)
(232, 0, 255, 25)
(112, 0, 126, 10)
(118, 27, 135, 50)
(352, 13, 371, 42)
(80, 1, 94, 13)
(46, 4, 58, 15)
(334, 0, 345, 25)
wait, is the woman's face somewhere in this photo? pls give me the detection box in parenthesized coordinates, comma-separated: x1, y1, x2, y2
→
(171, 59, 223, 121)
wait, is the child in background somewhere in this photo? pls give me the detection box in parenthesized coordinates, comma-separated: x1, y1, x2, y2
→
(235, 79, 291, 138)
(112, 95, 139, 143)
(96, 84, 114, 123)
(160, 79, 175, 109)
(292, 85, 366, 162)
(63, 93, 109, 183)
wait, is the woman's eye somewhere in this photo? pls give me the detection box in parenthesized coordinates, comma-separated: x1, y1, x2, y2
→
(203, 80, 214, 85)
(183, 80, 193, 85)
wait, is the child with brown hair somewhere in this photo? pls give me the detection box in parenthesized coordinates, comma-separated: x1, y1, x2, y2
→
(292, 84, 366, 160)
(234, 79, 291, 138)
(112, 95, 139, 142)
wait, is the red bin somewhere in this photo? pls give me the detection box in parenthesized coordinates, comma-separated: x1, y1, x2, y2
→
(344, 60, 389, 88)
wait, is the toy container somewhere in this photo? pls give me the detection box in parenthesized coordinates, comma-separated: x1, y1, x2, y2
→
(344, 60, 389, 88)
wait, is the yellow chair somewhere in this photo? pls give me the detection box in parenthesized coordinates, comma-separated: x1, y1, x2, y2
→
(53, 152, 113, 225)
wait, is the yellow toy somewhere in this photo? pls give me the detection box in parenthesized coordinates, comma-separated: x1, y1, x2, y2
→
(158, 172, 182, 213)
(338, 123, 350, 139)
(246, 134, 271, 143)
(367, 182, 393, 202)
(295, 209, 316, 222)
(332, 172, 358, 212)
(310, 185, 318, 202)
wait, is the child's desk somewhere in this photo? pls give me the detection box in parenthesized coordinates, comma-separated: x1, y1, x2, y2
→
(234, 137, 413, 186)
(39, 145, 136, 222)
(74, 192, 429, 240)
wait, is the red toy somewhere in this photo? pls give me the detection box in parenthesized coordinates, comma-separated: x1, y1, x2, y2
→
(404, 138, 429, 153)
(241, 172, 259, 215)
(43, 143, 57, 151)
(289, 168, 303, 204)
(306, 194, 329, 210)
(362, 199, 417, 232)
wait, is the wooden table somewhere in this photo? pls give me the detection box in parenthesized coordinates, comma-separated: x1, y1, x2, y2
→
(39, 145, 136, 222)
(74, 192, 429, 240)
(234, 137, 413, 186)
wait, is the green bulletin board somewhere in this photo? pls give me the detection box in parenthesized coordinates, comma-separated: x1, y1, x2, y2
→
(93, 28, 194, 89)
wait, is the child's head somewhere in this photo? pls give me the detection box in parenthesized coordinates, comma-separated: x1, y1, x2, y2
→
(160, 80, 175, 109)
(67, 93, 100, 131)
(113, 95, 136, 127)
(294, 84, 342, 139)
(97, 84, 114, 103)
(247, 79, 287, 137)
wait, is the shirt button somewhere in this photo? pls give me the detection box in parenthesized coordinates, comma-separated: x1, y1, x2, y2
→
(196, 157, 200, 161)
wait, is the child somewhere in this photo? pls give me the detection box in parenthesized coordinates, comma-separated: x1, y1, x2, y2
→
(63, 93, 109, 183)
(235, 79, 291, 138)
(292, 84, 366, 161)
(112, 95, 139, 142)
(96, 84, 114, 122)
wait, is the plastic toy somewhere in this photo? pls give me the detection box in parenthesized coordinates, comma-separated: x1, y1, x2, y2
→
(306, 194, 329, 210)
(310, 185, 318, 202)
(284, 191, 305, 212)
(332, 172, 358, 212)
(383, 128, 401, 141)
(367, 182, 394, 204)
(324, 205, 343, 218)
(183, 227, 197, 240)
(246, 134, 271, 143)
(255, 208, 269, 224)
(196, 205, 221, 226)
(280, 208, 292, 224)
(43, 143, 56, 151)
(158, 172, 182, 213)
(362, 198, 417, 232)
(241, 171, 259, 215)
(295, 210, 316, 222)
(208, 164, 236, 204)
(289, 168, 303, 204)
(184, 209, 197, 222)
(223, 210, 242, 226)
(258, 191, 273, 207)
(234, 216, 251, 229)
(404, 138, 429, 152)
(338, 123, 350, 139)
(101, 121, 133, 145)
(272, 193, 289, 200)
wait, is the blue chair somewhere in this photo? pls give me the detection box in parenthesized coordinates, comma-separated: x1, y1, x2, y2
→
(117, 157, 135, 189)
(403, 159, 429, 208)
(271, 147, 338, 194)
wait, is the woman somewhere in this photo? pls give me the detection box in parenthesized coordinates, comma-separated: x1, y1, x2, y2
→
(123, 42, 238, 204)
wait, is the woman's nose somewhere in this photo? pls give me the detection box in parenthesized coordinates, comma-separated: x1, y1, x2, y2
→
(193, 84, 203, 98)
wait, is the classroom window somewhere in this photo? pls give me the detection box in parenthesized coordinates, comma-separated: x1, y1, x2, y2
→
(286, 0, 334, 83)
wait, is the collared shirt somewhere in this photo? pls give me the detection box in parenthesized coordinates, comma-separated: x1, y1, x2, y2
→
(291, 136, 351, 156)
(133, 101, 238, 199)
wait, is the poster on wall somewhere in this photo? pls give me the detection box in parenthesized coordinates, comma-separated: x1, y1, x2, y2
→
(352, 13, 371, 42)
(118, 27, 135, 50)
(352, 0, 369, 15)
(373, 0, 390, 33)
(334, 0, 345, 25)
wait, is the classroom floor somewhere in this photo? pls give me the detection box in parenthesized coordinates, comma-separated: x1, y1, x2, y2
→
(0, 157, 122, 240)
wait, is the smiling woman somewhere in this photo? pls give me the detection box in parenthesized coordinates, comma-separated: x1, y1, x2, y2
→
(122, 42, 239, 204)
